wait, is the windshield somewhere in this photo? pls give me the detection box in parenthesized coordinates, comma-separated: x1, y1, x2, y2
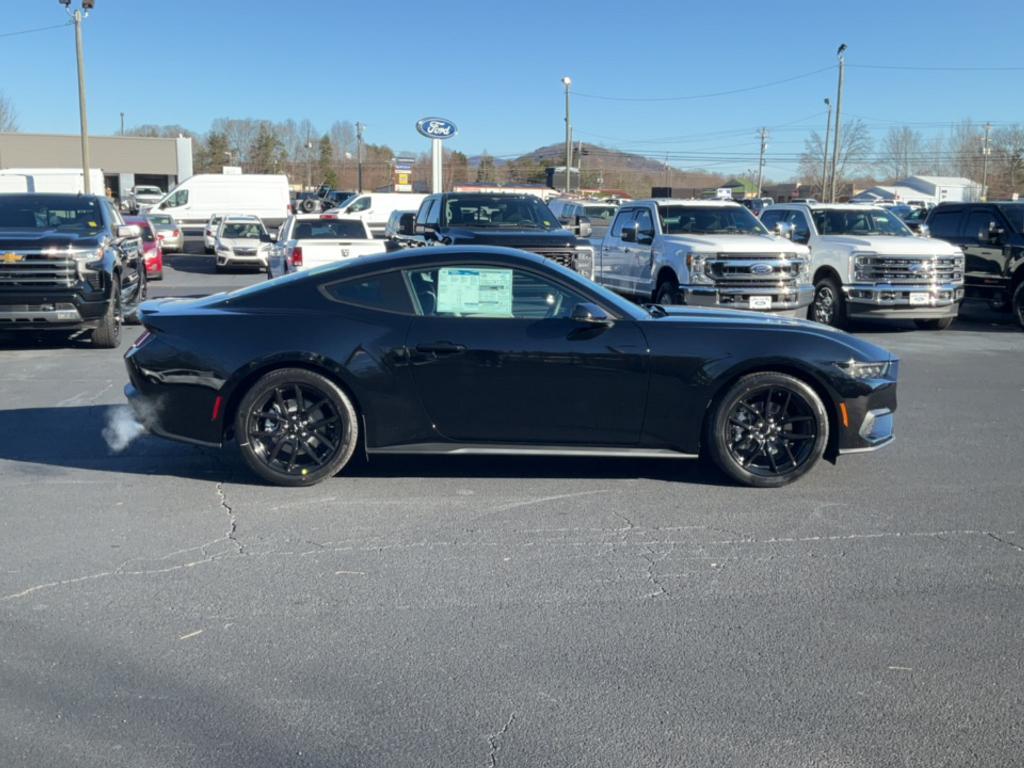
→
(812, 208, 912, 237)
(221, 222, 265, 239)
(135, 186, 162, 195)
(292, 219, 368, 239)
(442, 196, 559, 230)
(659, 205, 766, 235)
(997, 204, 1024, 233)
(0, 194, 103, 233)
(584, 205, 617, 221)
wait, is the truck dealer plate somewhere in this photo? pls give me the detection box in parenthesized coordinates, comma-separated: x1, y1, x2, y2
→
(749, 296, 772, 310)
(909, 293, 931, 306)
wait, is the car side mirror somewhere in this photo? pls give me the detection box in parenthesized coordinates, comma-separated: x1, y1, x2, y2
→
(774, 221, 794, 240)
(399, 214, 416, 236)
(571, 302, 612, 325)
(621, 224, 637, 243)
(415, 222, 436, 237)
(988, 224, 1005, 244)
(576, 215, 592, 239)
(117, 224, 141, 239)
(916, 224, 930, 238)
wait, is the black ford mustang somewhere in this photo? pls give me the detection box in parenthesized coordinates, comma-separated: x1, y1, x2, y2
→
(123, 246, 897, 487)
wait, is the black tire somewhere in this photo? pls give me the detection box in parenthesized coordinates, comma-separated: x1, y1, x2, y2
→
(706, 372, 829, 488)
(92, 281, 122, 349)
(809, 275, 848, 329)
(235, 368, 359, 487)
(655, 277, 684, 305)
(1013, 282, 1024, 330)
(300, 198, 318, 213)
(914, 317, 953, 331)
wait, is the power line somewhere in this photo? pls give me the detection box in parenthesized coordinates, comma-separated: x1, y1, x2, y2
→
(573, 65, 835, 102)
(0, 21, 71, 39)
(849, 63, 1024, 72)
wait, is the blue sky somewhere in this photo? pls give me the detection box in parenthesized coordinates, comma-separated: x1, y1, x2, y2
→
(4, 0, 1023, 179)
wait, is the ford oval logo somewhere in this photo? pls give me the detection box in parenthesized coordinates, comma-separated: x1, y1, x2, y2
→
(416, 117, 458, 140)
(750, 263, 774, 275)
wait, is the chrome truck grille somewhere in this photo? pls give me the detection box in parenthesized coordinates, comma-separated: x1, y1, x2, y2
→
(0, 251, 76, 288)
(524, 248, 577, 269)
(707, 253, 803, 285)
(854, 255, 962, 284)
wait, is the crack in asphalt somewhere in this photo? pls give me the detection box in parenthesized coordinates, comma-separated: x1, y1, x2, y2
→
(486, 711, 515, 768)
(986, 532, 1024, 553)
(217, 481, 244, 555)
(641, 544, 670, 598)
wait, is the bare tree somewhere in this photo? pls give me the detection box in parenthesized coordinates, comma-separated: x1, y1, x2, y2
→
(798, 119, 873, 194)
(992, 124, 1024, 198)
(878, 126, 923, 180)
(948, 119, 984, 181)
(0, 91, 16, 132)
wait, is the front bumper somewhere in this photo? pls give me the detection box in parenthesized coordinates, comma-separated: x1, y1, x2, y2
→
(845, 281, 963, 320)
(0, 287, 111, 330)
(216, 252, 269, 268)
(682, 283, 813, 315)
(835, 363, 898, 454)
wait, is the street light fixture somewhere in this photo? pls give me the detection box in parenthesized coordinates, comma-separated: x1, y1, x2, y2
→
(562, 76, 572, 193)
(60, 0, 93, 193)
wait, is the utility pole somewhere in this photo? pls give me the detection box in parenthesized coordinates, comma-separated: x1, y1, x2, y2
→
(981, 121, 992, 201)
(305, 136, 313, 191)
(829, 43, 847, 204)
(577, 138, 584, 190)
(120, 111, 125, 136)
(61, 1, 95, 194)
(356, 122, 364, 192)
(821, 97, 832, 201)
(756, 127, 768, 198)
(562, 76, 572, 194)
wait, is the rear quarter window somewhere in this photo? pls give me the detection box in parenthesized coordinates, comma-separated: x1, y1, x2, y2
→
(321, 270, 413, 314)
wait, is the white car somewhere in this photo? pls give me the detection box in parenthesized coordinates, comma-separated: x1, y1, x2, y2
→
(322, 192, 427, 237)
(128, 185, 164, 213)
(269, 214, 381, 278)
(203, 213, 228, 253)
(214, 216, 273, 272)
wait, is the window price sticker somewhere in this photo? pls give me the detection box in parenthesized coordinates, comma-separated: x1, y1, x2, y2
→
(437, 268, 513, 316)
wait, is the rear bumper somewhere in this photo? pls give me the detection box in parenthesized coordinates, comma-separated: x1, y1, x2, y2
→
(846, 281, 963, 319)
(682, 283, 813, 314)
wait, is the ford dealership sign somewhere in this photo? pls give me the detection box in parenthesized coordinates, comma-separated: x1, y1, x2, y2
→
(416, 117, 458, 140)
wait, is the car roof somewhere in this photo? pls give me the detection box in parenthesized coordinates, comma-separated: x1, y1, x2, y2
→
(633, 198, 743, 208)
(772, 203, 886, 211)
(222, 215, 262, 222)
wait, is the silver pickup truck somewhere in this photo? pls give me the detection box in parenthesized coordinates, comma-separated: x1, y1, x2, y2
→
(578, 199, 812, 315)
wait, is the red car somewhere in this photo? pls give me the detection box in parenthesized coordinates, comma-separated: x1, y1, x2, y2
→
(124, 215, 163, 280)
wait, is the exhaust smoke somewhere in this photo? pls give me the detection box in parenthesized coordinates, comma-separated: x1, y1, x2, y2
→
(102, 402, 156, 453)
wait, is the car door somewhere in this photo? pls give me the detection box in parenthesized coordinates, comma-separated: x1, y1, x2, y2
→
(404, 261, 650, 445)
(104, 200, 145, 304)
(627, 207, 656, 293)
(962, 207, 1008, 283)
(601, 208, 636, 289)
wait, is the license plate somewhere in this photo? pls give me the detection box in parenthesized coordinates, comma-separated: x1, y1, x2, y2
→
(749, 296, 772, 310)
(909, 292, 930, 306)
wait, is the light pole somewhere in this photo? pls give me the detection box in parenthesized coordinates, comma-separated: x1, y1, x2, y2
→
(120, 111, 125, 136)
(562, 76, 572, 194)
(755, 127, 768, 198)
(981, 122, 992, 201)
(305, 139, 313, 190)
(820, 97, 832, 201)
(60, 0, 95, 193)
(356, 122, 364, 192)
(829, 43, 847, 204)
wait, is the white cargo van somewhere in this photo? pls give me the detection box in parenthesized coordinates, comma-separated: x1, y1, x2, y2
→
(152, 174, 290, 228)
(325, 192, 427, 237)
(0, 167, 105, 194)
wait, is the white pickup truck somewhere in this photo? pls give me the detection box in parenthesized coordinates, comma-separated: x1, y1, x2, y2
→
(761, 203, 964, 330)
(581, 199, 812, 315)
(268, 214, 383, 278)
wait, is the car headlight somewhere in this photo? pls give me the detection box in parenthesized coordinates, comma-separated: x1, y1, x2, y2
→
(682, 250, 715, 285)
(834, 360, 891, 380)
(70, 247, 104, 275)
(574, 246, 595, 280)
(851, 251, 876, 282)
(216, 243, 231, 253)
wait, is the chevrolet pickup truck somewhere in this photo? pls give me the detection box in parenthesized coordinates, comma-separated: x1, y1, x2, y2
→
(268, 214, 382, 278)
(762, 203, 964, 330)
(0, 193, 146, 348)
(585, 199, 812, 315)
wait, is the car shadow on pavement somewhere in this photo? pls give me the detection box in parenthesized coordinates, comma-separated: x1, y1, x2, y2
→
(0, 405, 725, 486)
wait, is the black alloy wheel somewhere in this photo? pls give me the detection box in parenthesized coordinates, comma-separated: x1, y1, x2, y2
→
(91, 281, 122, 349)
(1013, 282, 1024, 330)
(655, 279, 684, 306)
(810, 276, 847, 329)
(707, 372, 828, 488)
(235, 368, 358, 486)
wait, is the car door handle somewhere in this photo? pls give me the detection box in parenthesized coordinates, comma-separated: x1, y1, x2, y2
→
(415, 341, 466, 356)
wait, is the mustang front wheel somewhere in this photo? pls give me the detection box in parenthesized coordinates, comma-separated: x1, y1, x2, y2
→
(707, 372, 829, 488)
(235, 368, 358, 486)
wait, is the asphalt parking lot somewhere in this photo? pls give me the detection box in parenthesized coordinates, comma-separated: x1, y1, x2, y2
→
(2, 239, 1022, 767)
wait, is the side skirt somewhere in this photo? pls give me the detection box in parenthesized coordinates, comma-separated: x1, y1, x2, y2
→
(366, 442, 697, 459)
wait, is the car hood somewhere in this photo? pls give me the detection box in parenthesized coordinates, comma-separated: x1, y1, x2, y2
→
(815, 235, 959, 254)
(442, 228, 577, 248)
(659, 233, 809, 255)
(651, 306, 892, 361)
(0, 230, 104, 250)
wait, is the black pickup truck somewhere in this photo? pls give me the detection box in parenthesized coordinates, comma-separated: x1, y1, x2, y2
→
(0, 193, 147, 348)
(400, 193, 594, 273)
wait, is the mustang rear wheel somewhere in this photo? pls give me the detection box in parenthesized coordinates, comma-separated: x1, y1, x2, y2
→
(707, 372, 828, 488)
(235, 368, 358, 486)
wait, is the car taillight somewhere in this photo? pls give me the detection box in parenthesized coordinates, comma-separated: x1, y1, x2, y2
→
(320, 214, 337, 219)
(290, 246, 303, 267)
(173, 229, 180, 236)
(131, 330, 153, 350)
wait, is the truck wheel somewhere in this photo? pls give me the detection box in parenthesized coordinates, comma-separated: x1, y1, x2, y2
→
(914, 317, 954, 331)
(706, 372, 828, 488)
(92, 281, 122, 349)
(655, 279, 684, 305)
(1013, 282, 1024, 330)
(810, 276, 848, 329)
(235, 368, 359, 487)
(300, 198, 318, 213)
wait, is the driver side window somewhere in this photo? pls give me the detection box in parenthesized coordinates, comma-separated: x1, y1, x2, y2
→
(406, 265, 587, 320)
(785, 211, 811, 241)
(347, 196, 371, 213)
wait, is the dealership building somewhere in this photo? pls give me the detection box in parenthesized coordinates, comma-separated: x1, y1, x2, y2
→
(0, 132, 193, 199)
